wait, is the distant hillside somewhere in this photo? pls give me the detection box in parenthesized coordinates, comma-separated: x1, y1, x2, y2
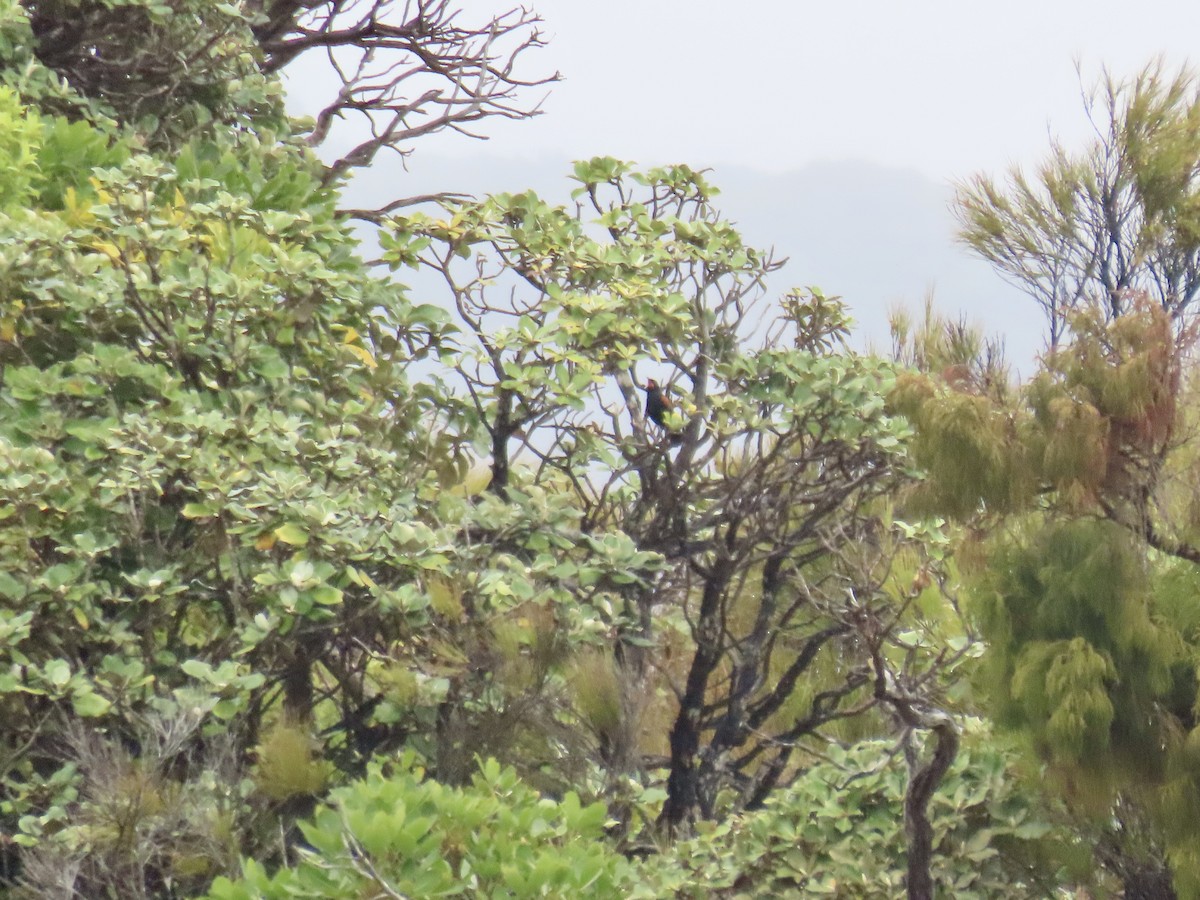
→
(344, 154, 1044, 372)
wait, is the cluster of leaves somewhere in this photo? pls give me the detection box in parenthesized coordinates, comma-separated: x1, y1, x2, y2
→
(206, 756, 636, 899)
(645, 735, 1085, 899)
(9, 0, 285, 148)
(208, 736, 1084, 900)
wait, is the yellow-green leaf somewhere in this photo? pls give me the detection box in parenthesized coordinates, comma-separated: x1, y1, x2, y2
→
(345, 343, 377, 369)
(274, 523, 309, 546)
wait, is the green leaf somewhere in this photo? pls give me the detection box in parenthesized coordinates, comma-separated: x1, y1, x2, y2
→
(289, 559, 315, 586)
(180, 659, 213, 681)
(43, 659, 71, 688)
(72, 690, 111, 717)
(310, 585, 343, 606)
(182, 502, 216, 519)
(274, 523, 309, 546)
(0, 572, 26, 600)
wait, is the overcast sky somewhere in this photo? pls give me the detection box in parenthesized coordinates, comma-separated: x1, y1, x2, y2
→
(397, 0, 1200, 180)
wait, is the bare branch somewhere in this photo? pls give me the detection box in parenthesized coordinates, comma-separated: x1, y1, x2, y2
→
(254, 0, 558, 203)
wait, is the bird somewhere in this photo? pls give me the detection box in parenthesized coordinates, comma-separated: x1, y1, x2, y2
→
(644, 379, 683, 444)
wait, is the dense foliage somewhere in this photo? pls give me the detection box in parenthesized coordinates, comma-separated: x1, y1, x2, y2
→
(206, 736, 1073, 899)
(921, 66, 1200, 899)
(3, 2, 1197, 899)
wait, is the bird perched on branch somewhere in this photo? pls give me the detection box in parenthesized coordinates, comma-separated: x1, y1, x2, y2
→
(644, 378, 683, 444)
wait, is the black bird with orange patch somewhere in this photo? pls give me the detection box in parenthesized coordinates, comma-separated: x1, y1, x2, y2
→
(644, 378, 682, 444)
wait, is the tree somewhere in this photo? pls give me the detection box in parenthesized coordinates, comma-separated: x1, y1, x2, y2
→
(0, 43, 424, 900)
(894, 295, 1200, 897)
(388, 159, 975, 882)
(957, 63, 1200, 347)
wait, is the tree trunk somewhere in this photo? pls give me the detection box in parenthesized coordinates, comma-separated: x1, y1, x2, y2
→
(903, 721, 959, 900)
(660, 563, 732, 833)
(1122, 864, 1177, 900)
